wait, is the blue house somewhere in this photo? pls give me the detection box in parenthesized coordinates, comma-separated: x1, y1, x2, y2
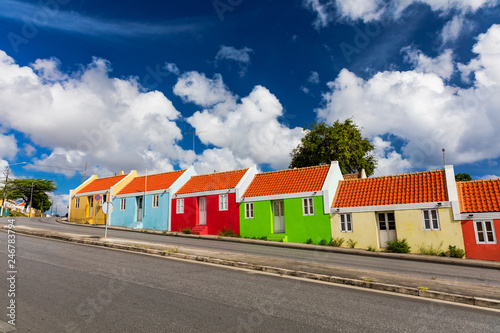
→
(111, 167, 196, 230)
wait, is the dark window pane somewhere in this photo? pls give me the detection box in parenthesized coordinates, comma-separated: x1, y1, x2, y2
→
(388, 212, 395, 221)
(388, 221, 396, 230)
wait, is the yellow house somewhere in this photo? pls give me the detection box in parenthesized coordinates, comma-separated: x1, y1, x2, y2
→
(331, 166, 465, 253)
(68, 171, 137, 225)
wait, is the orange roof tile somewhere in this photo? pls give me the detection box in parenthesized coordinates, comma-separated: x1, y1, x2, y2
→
(176, 169, 248, 195)
(332, 169, 448, 208)
(117, 170, 186, 195)
(457, 179, 500, 213)
(76, 175, 127, 194)
(242, 164, 330, 197)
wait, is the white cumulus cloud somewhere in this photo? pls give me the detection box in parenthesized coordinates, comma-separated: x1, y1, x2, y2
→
(303, 0, 497, 24)
(316, 24, 500, 171)
(0, 51, 187, 178)
(174, 71, 305, 170)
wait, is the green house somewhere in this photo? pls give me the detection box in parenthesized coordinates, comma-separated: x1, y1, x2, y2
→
(239, 162, 343, 243)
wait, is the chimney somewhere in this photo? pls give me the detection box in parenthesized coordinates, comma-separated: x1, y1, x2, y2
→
(361, 169, 367, 179)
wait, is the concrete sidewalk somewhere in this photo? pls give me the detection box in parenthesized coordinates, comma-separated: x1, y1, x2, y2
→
(4, 225, 500, 310)
(59, 218, 500, 270)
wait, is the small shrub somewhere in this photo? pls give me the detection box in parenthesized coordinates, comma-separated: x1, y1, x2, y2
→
(362, 278, 374, 282)
(318, 239, 327, 246)
(218, 227, 239, 237)
(305, 238, 314, 244)
(367, 245, 376, 252)
(181, 228, 192, 234)
(419, 242, 443, 256)
(386, 238, 411, 253)
(347, 239, 357, 248)
(328, 237, 345, 247)
(442, 245, 466, 258)
(418, 286, 429, 291)
(162, 230, 167, 235)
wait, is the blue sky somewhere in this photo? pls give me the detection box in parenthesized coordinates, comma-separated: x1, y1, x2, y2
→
(0, 0, 499, 214)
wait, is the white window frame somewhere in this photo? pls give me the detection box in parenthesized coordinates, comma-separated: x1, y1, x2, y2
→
(422, 209, 440, 231)
(474, 220, 497, 244)
(152, 194, 159, 208)
(302, 197, 314, 216)
(219, 194, 228, 211)
(245, 202, 254, 219)
(75, 197, 80, 209)
(120, 198, 126, 211)
(339, 213, 353, 232)
(176, 198, 184, 214)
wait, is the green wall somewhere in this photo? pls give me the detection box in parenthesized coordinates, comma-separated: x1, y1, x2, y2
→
(239, 196, 332, 244)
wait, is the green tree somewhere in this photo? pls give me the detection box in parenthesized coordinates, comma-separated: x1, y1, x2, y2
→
(4, 178, 57, 212)
(455, 173, 472, 182)
(289, 119, 377, 176)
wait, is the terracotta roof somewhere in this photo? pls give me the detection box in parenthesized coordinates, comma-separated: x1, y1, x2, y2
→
(332, 169, 448, 208)
(117, 170, 186, 195)
(175, 169, 248, 195)
(457, 179, 500, 213)
(76, 175, 127, 194)
(242, 164, 330, 198)
(343, 173, 362, 180)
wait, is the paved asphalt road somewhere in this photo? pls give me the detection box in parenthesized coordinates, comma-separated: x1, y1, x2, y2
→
(1, 233, 499, 333)
(2, 217, 500, 289)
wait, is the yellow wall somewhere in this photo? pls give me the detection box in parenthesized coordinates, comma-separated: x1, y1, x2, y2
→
(331, 211, 379, 249)
(70, 195, 108, 225)
(395, 208, 464, 253)
(331, 207, 464, 252)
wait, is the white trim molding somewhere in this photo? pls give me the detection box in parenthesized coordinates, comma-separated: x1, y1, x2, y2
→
(444, 165, 461, 220)
(174, 188, 236, 199)
(332, 202, 451, 214)
(241, 190, 324, 203)
(114, 189, 169, 199)
(235, 166, 259, 203)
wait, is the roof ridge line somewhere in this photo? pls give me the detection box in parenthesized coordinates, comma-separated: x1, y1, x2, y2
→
(458, 178, 500, 184)
(134, 169, 186, 178)
(190, 168, 248, 178)
(340, 169, 445, 182)
(256, 164, 330, 176)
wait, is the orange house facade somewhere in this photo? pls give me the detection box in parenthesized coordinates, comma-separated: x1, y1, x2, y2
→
(457, 179, 500, 261)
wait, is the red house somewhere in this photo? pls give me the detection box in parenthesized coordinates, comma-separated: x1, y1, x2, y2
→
(457, 179, 500, 261)
(171, 167, 257, 235)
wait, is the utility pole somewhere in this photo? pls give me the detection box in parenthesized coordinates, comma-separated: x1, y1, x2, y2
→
(29, 181, 34, 218)
(185, 131, 207, 165)
(0, 162, 26, 217)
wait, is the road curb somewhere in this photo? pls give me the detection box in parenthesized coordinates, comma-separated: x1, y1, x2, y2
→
(6, 226, 500, 311)
(57, 218, 500, 270)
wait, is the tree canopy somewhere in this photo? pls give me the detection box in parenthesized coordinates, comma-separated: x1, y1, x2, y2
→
(3, 178, 57, 212)
(289, 119, 377, 176)
(455, 173, 472, 182)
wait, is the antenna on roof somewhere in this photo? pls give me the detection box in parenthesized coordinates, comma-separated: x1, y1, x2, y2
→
(82, 162, 88, 184)
(185, 131, 207, 165)
(442, 148, 446, 166)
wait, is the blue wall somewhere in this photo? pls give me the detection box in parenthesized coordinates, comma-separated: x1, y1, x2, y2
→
(110, 192, 170, 230)
(142, 192, 170, 230)
(111, 196, 137, 228)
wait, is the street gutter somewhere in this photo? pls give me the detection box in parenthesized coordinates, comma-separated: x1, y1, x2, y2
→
(57, 218, 500, 270)
(3, 225, 500, 311)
